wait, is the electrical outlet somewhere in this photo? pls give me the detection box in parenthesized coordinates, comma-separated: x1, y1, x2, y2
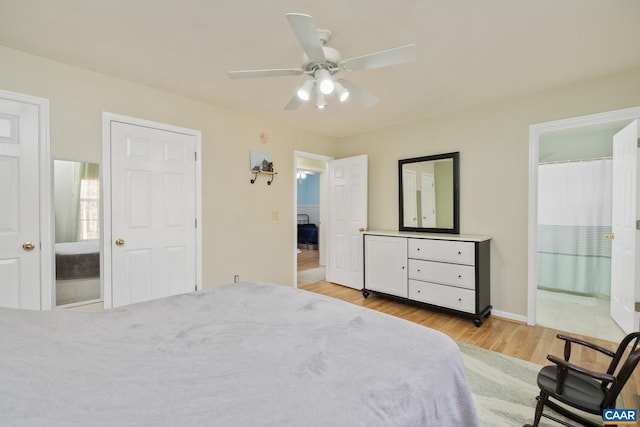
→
(234, 275, 239, 283)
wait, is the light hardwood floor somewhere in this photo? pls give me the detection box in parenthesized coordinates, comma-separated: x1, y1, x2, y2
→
(297, 249, 640, 412)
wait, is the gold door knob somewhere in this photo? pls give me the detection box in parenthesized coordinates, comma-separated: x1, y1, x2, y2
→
(115, 238, 125, 246)
(22, 242, 35, 251)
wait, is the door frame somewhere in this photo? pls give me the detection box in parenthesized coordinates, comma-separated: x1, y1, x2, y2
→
(0, 89, 52, 310)
(102, 112, 202, 308)
(293, 151, 333, 287)
(527, 106, 640, 325)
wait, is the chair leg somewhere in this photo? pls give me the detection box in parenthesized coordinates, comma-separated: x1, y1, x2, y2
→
(523, 391, 547, 427)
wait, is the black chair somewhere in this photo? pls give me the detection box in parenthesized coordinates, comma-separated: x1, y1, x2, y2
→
(524, 332, 640, 427)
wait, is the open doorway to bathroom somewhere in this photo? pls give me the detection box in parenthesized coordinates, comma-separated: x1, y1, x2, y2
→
(294, 152, 330, 286)
(530, 109, 640, 342)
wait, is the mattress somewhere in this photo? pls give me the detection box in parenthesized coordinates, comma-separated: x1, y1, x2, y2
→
(0, 282, 479, 426)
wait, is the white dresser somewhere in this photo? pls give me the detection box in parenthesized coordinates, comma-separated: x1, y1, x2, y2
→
(363, 231, 491, 326)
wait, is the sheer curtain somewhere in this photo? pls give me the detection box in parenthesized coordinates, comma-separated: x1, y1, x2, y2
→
(537, 159, 612, 295)
(73, 162, 100, 241)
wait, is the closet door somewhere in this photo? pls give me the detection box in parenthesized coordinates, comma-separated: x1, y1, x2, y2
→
(0, 97, 41, 309)
(108, 120, 197, 308)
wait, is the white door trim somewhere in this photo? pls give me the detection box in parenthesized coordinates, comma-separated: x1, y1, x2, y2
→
(293, 151, 333, 287)
(102, 112, 202, 308)
(527, 106, 640, 325)
(0, 89, 52, 310)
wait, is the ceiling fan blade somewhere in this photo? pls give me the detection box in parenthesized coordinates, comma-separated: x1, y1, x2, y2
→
(285, 13, 326, 62)
(284, 94, 304, 111)
(227, 68, 303, 79)
(341, 44, 417, 72)
(338, 79, 379, 108)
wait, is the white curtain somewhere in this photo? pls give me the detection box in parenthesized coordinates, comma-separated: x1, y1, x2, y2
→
(537, 159, 612, 295)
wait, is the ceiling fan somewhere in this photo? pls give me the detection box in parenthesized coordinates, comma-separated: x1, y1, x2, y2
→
(227, 13, 417, 110)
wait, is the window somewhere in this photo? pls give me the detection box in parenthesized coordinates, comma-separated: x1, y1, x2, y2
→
(78, 178, 100, 240)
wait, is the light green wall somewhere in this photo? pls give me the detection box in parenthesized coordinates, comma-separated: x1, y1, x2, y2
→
(539, 127, 619, 163)
(335, 66, 640, 317)
(434, 161, 453, 229)
(0, 44, 337, 288)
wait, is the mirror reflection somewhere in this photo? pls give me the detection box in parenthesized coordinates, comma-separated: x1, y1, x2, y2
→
(399, 152, 459, 234)
(54, 160, 101, 306)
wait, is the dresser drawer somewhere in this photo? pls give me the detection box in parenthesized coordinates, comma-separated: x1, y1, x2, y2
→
(408, 238, 475, 265)
(408, 259, 475, 290)
(409, 280, 475, 313)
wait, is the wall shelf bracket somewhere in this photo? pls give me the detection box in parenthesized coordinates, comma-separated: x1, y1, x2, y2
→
(250, 170, 277, 185)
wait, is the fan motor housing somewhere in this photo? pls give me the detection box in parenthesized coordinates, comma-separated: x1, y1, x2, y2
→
(302, 46, 342, 73)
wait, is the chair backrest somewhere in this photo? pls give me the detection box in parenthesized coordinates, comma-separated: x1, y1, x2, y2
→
(601, 332, 640, 408)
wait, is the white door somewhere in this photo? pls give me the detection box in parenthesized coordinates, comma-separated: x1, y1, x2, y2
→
(109, 121, 197, 308)
(611, 119, 640, 333)
(327, 155, 368, 289)
(0, 98, 41, 309)
(402, 169, 418, 227)
(421, 173, 436, 227)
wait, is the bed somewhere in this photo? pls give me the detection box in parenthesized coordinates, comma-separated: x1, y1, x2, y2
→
(0, 282, 479, 426)
(55, 239, 100, 280)
(297, 213, 318, 248)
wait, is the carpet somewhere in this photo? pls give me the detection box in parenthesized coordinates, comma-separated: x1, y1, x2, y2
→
(458, 342, 607, 427)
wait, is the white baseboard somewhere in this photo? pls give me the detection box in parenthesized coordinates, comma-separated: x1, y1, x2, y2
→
(491, 309, 528, 324)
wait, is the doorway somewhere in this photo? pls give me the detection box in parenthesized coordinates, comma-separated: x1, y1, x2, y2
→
(528, 106, 640, 339)
(294, 151, 330, 286)
(53, 159, 101, 307)
(536, 128, 622, 340)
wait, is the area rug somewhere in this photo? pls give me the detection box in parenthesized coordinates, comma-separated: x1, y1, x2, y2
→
(458, 342, 607, 427)
(297, 266, 326, 284)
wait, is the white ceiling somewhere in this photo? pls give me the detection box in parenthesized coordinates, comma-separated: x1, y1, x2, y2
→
(1, 0, 640, 138)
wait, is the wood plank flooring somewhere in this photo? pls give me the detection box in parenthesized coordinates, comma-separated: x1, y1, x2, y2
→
(297, 249, 640, 412)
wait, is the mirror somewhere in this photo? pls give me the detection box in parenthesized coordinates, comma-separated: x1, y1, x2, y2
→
(54, 160, 101, 306)
(399, 152, 459, 234)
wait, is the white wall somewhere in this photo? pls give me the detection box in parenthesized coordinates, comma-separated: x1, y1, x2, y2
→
(336, 67, 640, 317)
(4, 41, 640, 317)
(53, 160, 77, 243)
(0, 45, 337, 288)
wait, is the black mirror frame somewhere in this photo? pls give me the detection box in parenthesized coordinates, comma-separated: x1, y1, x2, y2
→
(398, 151, 460, 234)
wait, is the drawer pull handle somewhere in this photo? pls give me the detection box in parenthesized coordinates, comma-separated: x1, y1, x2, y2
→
(458, 275, 462, 278)
(417, 248, 420, 251)
(458, 298, 462, 302)
(458, 251, 462, 255)
(417, 269, 421, 272)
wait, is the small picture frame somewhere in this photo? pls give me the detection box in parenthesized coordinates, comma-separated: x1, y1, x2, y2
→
(250, 150, 273, 172)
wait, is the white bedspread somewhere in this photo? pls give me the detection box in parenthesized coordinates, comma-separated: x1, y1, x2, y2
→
(0, 282, 479, 426)
(54, 239, 100, 255)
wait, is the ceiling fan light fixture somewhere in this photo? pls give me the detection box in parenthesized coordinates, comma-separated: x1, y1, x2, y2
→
(315, 86, 327, 109)
(296, 80, 314, 101)
(333, 81, 350, 102)
(316, 69, 334, 95)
